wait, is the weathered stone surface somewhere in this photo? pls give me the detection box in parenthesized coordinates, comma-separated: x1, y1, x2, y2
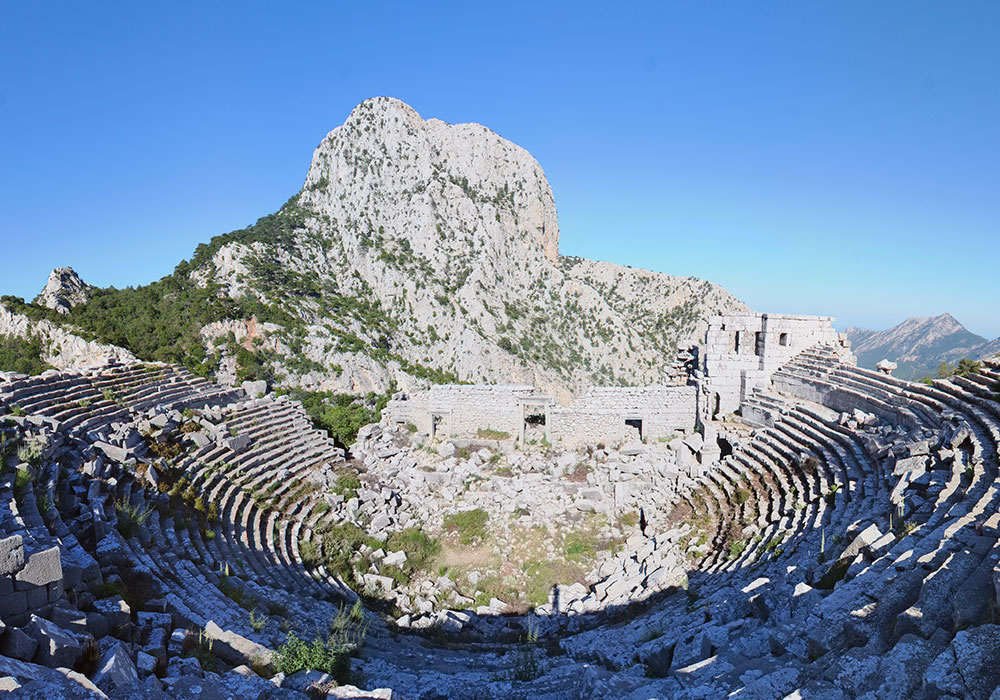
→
(14, 546, 63, 591)
(202, 620, 273, 668)
(93, 596, 131, 635)
(0, 535, 25, 576)
(924, 624, 1000, 700)
(25, 614, 82, 668)
(0, 625, 39, 661)
(34, 267, 94, 315)
(93, 641, 138, 692)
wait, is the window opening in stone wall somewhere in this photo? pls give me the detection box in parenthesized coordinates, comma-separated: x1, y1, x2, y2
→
(779, 333, 789, 347)
(717, 437, 733, 458)
(523, 412, 546, 442)
(713, 393, 721, 419)
(755, 332, 763, 356)
(733, 331, 740, 354)
(625, 418, 643, 442)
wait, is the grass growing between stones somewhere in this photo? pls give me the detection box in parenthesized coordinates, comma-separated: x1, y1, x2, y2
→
(114, 497, 153, 538)
(443, 508, 489, 544)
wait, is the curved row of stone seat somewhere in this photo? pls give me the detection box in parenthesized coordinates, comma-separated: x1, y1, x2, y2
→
(181, 398, 350, 599)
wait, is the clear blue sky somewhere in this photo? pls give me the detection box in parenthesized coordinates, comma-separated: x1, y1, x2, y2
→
(1, 2, 997, 337)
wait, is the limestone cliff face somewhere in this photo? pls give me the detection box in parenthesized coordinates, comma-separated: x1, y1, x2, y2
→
(198, 97, 747, 398)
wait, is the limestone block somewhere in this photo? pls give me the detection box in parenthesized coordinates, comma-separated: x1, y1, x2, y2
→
(25, 614, 82, 668)
(14, 546, 62, 591)
(202, 620, 272, 668)
(241, 380, 267, 397)
(363, 573, 394, 594)
(222, 434, 252, 454)
(370, 513, 391, 532)
(0, 625, 38, 661)
(135, 651, 157, 676)
(93, 640, 138, 692)
(0, 589, 27, 618)
(438, 442, 456, 458)
(94, 596, 131, 635)
(93, 441, 128, 463)
(383, 550, 407, 568)
(0, 535, 24, 576)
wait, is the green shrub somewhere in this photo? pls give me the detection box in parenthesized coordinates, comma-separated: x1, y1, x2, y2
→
(114, 497, 153, 539)
(0, 333, 53, 376)
(443, 509, 489, 544)
(386, 527, 441, 573)
(273, 602, 366, 682)
(477, 428, 510, 440)
(249, 609, 268, 632)
(17, 439, 44, 466)
(563, 532, 598, 562)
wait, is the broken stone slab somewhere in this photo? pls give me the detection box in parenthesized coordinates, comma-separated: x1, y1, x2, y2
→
(93, 640, 138, 692)
(241, 380, 267, 398)
(25, 614, 82, 668)
(93, 441, 129, 463)
(621, 442, 645, 456)
(202, 620, 273, 669)
(370, 513, 391, 532)
(362, 573, 394, 594)
(641, 641, 676, 678)
(383, 550, 407, 568)
(815, 524, 883, 589)
(356, 424, 383, 442)
(437, 442, 456, 459)
(893, 455, 929, 476)
(94, 596, 131, 635)
(220, 434, 252, 454)
(0, 625, 39, 661)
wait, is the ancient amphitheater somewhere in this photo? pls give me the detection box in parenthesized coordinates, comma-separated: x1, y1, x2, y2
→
(2, 311, 1000, 699)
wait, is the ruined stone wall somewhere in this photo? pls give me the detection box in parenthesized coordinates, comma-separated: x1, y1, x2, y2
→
(702, 313, 851, 418)
(382, 385, 546, 439)
(549, 386, 696, 446)
(383, 383, 696, 446)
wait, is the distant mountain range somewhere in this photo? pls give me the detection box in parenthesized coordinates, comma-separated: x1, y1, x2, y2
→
(845, 313, 1000, 380)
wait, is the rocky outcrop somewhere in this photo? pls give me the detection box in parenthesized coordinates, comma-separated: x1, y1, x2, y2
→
(34, 267, 93, 315)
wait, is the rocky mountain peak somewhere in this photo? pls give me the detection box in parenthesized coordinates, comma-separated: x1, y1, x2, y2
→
(299, 96, 560, 266)
(178, 97, 746, 396)
(34, 266, 94, 315)
(845, 312, 995, 380)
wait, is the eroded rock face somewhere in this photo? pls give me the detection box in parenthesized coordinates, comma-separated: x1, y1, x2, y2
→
(34, 267, 93, 315)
